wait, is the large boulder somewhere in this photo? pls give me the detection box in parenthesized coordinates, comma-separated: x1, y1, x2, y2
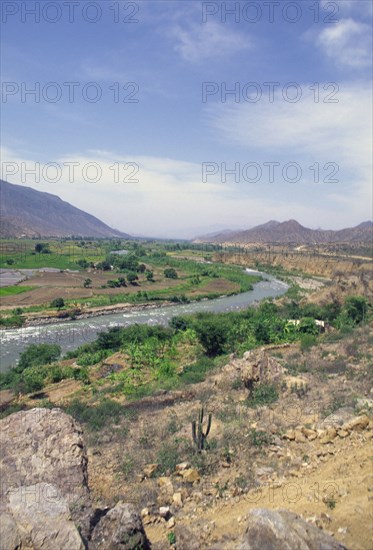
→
(1, 482, 84, 550)
(216, 348, 283, 392)
(239, 509, 347, 550)
(0, 408, 91, 540)
(90, 501, 151, 549)
(240, 349, 283, 392)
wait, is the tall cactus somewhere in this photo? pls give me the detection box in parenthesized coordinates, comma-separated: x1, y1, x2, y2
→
(192, 407, 212, 452)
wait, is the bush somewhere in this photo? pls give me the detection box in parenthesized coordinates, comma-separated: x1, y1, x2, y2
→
(194, 317, 227, 356)
(246, 384, 278, 407)
(300, 334, 317, 351)
(50, 297, 65, 310)
(21, 367, 45, 393)
(249, 428, 273, 447)
(169, 316, 190, 332)
(17, 344, 61, 373)
(49, 365, 74, 383)
(164, 267, 178, 279)
(76, 350, 109, 367)
(157, 441, 181, 475)
(65, 398, 125, 430)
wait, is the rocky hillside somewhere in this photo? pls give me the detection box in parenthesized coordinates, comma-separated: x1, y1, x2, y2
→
(195, 220, 373, 244)
(0, 179, 130, 238)
(1, 321, 372, 549)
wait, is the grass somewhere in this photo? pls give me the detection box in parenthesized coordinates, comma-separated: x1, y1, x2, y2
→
(0, 239, 106, 270)
(64, 398, 132, 431)
(0, 285, 35, 297)
(245, 383, 279, 408)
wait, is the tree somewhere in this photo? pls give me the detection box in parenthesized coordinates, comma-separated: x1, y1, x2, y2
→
(342, 296, 368, 325)
(35, 243, 50, 254)
(118, 277, 127, 287)
(146, 270, 154, 282)
(194, 318, 227, 357)
(17, 344, 61, 373)
(83, 278, 92, 288)
(50, 297, 65, 310)
(22, 367, 45, 393)
(127, 272, 139, 285)
(96, 260, 111, 271)
(164, 267, 178, 279)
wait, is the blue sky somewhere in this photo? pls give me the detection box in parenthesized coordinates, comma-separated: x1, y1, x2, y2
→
(1, 0, 372, 238)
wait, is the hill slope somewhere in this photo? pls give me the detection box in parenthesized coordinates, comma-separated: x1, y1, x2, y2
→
(0, 180, 130, 238)
(195, 219, 373, 244)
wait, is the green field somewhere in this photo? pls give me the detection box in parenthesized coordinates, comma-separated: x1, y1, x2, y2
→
(0, 286, 35, 297)
(0, 239, 107, 270)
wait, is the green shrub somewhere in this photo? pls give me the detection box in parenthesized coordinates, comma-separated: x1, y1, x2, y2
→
(246, 384, 278, 407)
(17, 344, 61, 373)
(249, 428, 273, 447)
(300, 334, 317, 351)
(157, 441, 182, 475)
(64, 398, 125, 430)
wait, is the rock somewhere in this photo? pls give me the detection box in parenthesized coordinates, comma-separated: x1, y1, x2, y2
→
(294, 430, 307, 443)
(320, 427, 338, 444)
(239, 509, 347, 550)
(180, 469, 200, 483)
(302, 427, 318, 440)
(158, 477, 174, 493)
(175, 461, 191, 472)
(256, 467, 274, 477)
(0, 512, 21, 549)
(91, 502, 150, 549)
(240, 349, 283, 392)
(141, 507, 150, 518)
(159, 506, 171, 518)
(337, 429, 349, 438)
(143, 463, 159, 478)
(0, 408, 91, 540)
(319, 407, 355, 428)
(342, 415, 370, 432)
(173, 492, 183, 507)
(3, 482, 84, 550)
(283, 429, 296, 440)
(167, 517, 176, 529)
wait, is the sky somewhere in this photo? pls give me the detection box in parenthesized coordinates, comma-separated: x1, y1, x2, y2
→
(1, 0, 372, 238)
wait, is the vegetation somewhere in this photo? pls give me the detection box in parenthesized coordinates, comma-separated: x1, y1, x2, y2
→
(192, 407, 212, 452)
(0, 285, 34, 297)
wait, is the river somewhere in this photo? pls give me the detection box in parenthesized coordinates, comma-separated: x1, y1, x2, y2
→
(0, 270, 288, 372)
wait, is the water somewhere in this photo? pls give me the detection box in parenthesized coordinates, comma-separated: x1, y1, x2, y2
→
(0, 270, 288, 372)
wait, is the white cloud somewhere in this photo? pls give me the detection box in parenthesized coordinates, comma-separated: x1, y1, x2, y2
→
(315, 18, 372, 68)
(206, 83, 372, 224)
(2, 139, 370, 237)
(172, 21, 251, 63)
(320, 0, 372, 17)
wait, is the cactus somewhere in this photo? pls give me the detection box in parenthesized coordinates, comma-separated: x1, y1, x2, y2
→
(192, 407, 212, 452)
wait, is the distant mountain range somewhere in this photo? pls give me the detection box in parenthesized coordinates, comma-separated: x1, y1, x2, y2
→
(194, 219, 373, 244)
(0, 180, 130, 238)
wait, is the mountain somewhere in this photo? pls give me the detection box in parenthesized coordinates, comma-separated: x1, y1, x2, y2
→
(194, 219, 373, 244)
(0, 180, 130, 238)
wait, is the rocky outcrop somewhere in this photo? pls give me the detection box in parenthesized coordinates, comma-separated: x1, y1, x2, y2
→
(90, 502, 150, 549)
(241, 349, 283, 391)
(219, 348, 283, 392)
(239, 509, 348, 549)
(0, 407, 92, 540)
(1, 482, 85, 549)
(0, 408, 150, 549)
